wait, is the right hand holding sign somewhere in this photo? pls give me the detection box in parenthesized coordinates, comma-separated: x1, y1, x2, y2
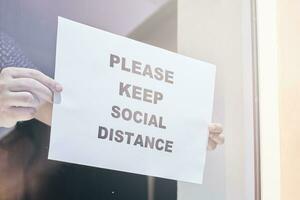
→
(207, 123, 224, 151)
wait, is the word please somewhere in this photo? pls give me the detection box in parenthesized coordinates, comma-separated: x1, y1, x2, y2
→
(98, 126, 174, 153)
(110, 54, 174, 84)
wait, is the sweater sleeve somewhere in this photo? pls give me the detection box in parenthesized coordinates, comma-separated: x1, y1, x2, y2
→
(0, 31, 35, 135)
(0, 31, 34, 68)
(0, 127, 15, 140)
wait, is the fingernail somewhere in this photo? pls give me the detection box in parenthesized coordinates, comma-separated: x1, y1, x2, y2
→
(55, 83, 63, 92)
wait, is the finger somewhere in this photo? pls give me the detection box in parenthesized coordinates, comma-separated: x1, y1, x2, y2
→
(8, 78, 53, 103)
(211, 133, 225, 145)
(6, 67, 62, 92)
(7, 106, 37, 122)
(208, 123, 223, 134)
(207, 139, 217, 151)
(6, 92, 39, 107)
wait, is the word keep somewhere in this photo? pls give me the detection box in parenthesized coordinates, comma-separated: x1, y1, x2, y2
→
(119, 82, 163, 104)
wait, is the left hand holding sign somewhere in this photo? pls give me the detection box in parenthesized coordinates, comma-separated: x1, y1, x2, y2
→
(0, 67, 63, 128)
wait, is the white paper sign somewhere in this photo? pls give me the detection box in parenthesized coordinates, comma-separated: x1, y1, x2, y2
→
(49, 17, 216, 184)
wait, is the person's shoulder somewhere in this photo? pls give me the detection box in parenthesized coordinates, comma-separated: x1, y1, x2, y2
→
(0, 31, 34, 68)
(0, 31, 17, 50)
(0, 31, 11, 41)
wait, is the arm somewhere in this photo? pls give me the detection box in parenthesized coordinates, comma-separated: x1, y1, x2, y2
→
(0, 67, 62, 128)
(0, 127, 15, 140)
(34, 102, 53, 126)
(0, 32, 62, 130)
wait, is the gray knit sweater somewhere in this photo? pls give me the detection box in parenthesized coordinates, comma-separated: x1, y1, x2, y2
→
(0, 31, 34, 137)
(0, 31, 34, 68)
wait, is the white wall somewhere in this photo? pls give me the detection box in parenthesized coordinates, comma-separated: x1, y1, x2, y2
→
(177, 0, 255, 200)
(128, 0, 256, 199)
(278, 1, 300, 199)
(256, 0, 281, 200)
(129, 0, 177, 52)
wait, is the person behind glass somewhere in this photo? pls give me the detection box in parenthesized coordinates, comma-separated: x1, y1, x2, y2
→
(0, 32, 224, 200)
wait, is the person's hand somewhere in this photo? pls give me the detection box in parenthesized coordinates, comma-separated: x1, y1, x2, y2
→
(207, 123, 224, 151)
(0, 67, 62, 128)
